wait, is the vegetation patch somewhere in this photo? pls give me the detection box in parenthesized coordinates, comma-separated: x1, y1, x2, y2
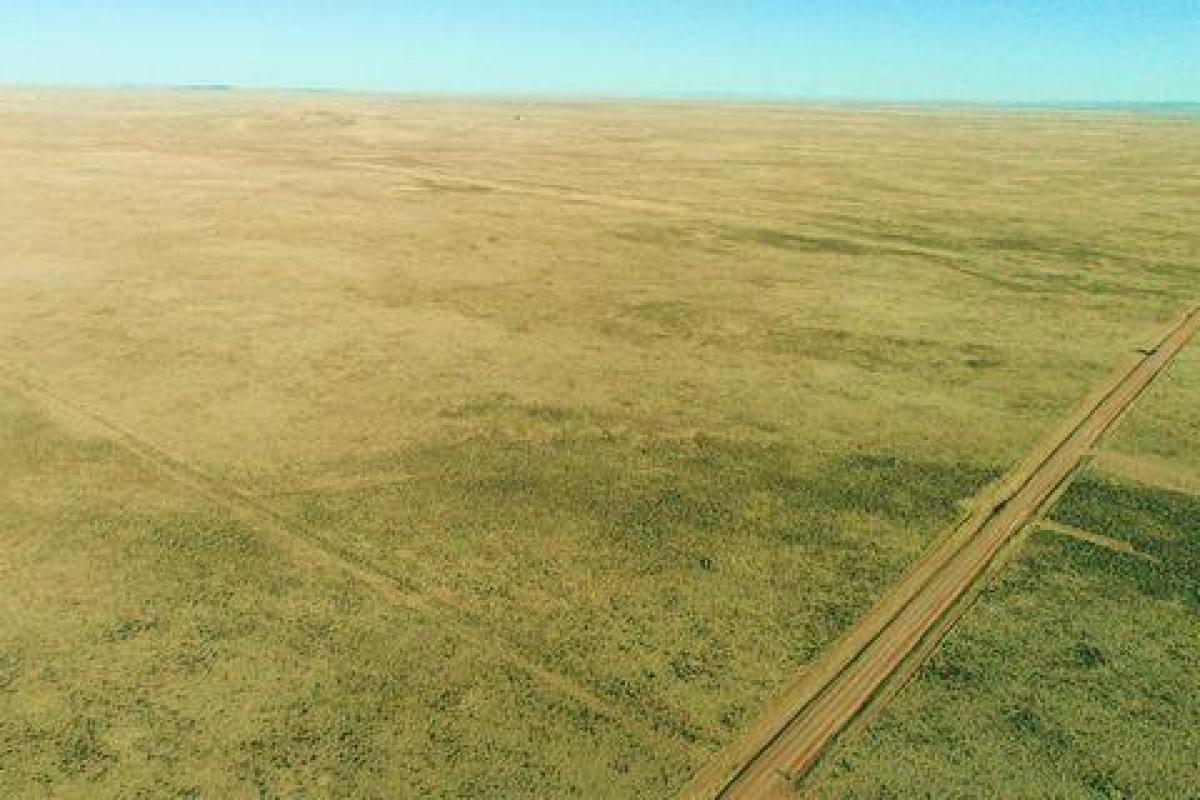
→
(280, 429, 1000, 749)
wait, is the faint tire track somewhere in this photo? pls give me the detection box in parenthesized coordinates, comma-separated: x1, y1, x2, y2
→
(0, 364, 710, 762)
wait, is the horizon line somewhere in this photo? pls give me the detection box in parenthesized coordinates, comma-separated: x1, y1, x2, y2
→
(3, 80, 1198, 111)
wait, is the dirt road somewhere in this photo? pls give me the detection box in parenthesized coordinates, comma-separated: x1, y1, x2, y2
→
(688, 306, 1200, 799)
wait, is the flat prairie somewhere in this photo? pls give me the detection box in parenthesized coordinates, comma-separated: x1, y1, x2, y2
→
(0, 89, 1196, 797)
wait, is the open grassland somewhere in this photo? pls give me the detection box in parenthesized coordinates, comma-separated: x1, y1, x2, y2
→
(0, 389, 695, 797)
(813, 348, 1200, 799)
(1, 89, 1197, 796)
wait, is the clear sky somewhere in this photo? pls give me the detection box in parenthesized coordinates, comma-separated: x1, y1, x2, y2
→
(2, 1, 1197, 103)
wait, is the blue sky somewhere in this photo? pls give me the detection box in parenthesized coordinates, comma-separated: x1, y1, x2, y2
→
(2, 2, 1196, 102)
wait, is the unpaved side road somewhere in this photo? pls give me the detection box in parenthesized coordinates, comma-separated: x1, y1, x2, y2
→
(686, 306, 1200, 799)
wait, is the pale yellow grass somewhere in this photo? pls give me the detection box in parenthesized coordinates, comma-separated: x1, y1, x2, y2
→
(1, 88, 1196, 796)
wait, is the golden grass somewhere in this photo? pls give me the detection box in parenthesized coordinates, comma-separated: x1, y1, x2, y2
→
(0, 88, 1196, 796)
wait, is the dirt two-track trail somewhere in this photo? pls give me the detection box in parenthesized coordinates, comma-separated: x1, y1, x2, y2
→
(686, 306, 1200, 800)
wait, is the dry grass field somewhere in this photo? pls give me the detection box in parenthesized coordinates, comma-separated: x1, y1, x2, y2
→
(1, 88, 1197, 797)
